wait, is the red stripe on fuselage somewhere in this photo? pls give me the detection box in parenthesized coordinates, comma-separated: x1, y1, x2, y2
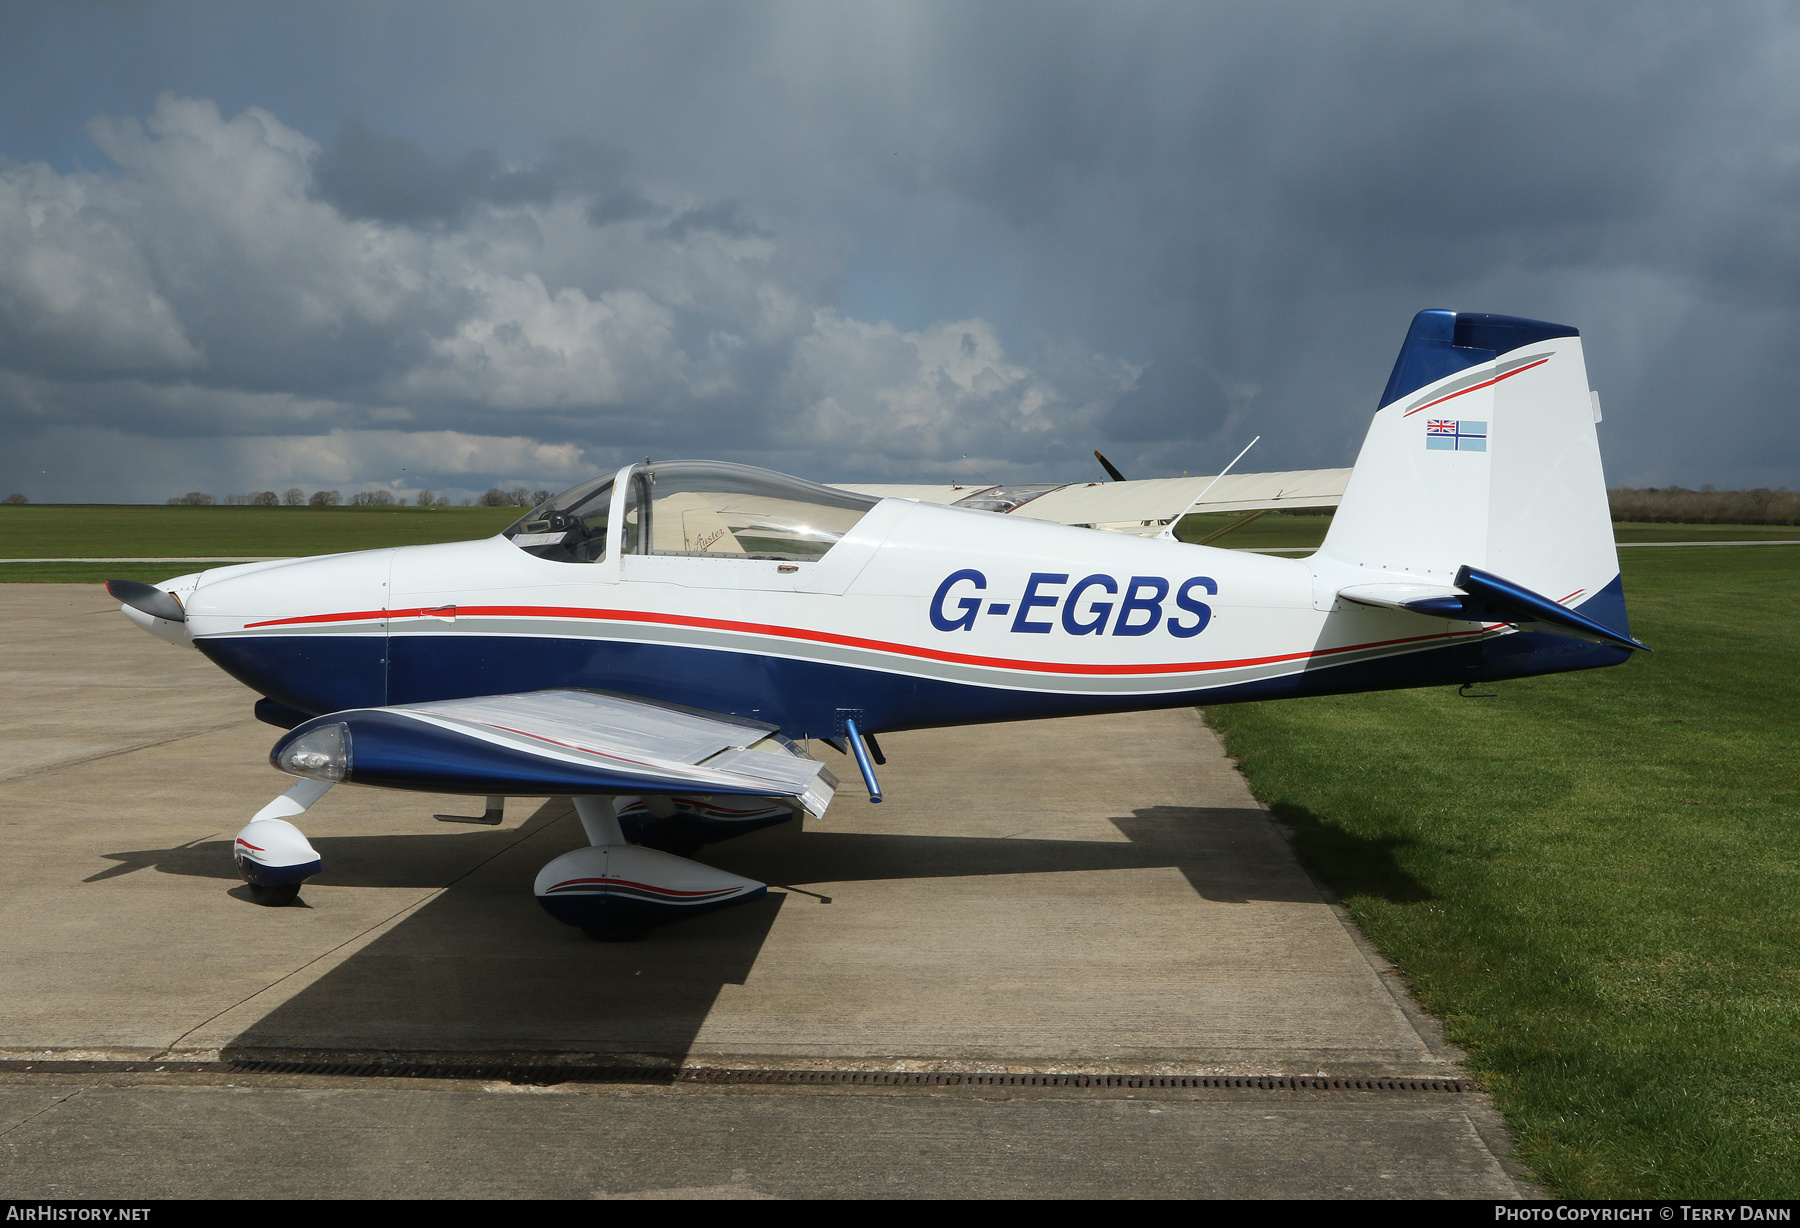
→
(1401, 356, 1550, 417)
(242, 604, 1496, 678)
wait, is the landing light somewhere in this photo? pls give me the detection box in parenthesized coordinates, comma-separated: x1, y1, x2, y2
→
(275, 723, 351, 782)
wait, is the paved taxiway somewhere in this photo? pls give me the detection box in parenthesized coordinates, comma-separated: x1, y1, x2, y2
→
(0, 584, 1533, 1198)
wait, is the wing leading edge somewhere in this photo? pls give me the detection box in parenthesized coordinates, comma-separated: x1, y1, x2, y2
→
(268, 689, 840, 818)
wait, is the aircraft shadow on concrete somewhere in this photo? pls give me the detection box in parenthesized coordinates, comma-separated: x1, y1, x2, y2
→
(84, 799, 1429, 1058)
(87, 803, 1357, 904)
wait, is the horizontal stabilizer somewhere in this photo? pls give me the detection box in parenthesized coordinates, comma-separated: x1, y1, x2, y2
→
(1451, 566, 1648, 652)
(1336, 583, 1467, 613)
(269, 688, 840, 816)
(1340, 567, 1647, 653)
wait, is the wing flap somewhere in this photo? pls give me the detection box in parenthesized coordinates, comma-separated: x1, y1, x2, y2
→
(703, 746, 840, 818)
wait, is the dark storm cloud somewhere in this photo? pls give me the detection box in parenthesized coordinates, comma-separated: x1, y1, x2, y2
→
(767, 0, 1800, 484)
(1, 0, 1798, 501)
(665, 200, 767, 241)
(1102, 355, 1228, 449)
(313, 120, 629, 224)
(587, 187, 661, 228)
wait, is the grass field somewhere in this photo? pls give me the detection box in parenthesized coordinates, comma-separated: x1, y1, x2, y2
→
(1609, 521, 1800, 543)
(1170, 512, 1800, 551)
(0, 504, 522, 582)
(1206, 545, 1800, 1197)
(4, 504, 1794, 583)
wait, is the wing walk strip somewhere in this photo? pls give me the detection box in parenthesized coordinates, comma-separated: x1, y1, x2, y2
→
(225, 605, 1502, 695)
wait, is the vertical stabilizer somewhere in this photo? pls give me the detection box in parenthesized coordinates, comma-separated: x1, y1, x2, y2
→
(1315, 310, 1623, 629)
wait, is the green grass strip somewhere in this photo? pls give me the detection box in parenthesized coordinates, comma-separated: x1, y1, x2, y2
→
(1205, 547, 1800, 1197)
(0, 504, 521, 560)
(3, 503, 1792, 571)
(1610, 522, 1800, 543)
(1168, 515, 1799, 550)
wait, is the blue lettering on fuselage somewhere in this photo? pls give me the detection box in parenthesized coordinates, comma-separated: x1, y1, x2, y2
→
(930, 570, 1216, 638)
(929, 569, 987, 632)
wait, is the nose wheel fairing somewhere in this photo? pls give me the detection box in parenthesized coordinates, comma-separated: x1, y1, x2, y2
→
(233, 817, 322, 907)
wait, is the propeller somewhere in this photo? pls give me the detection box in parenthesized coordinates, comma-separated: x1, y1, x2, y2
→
(1093, 450, 1127, 482)
(106, 579, 186, 623)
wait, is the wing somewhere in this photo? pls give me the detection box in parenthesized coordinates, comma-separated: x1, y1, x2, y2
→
(1022, 468, 1350, 525)
(831, 468, 1351, 533)
(269, 688, 840, 818)
(828, 483, 989, 505)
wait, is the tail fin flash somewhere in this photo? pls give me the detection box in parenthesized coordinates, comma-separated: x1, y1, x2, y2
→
(1317, 309, 1626, 637)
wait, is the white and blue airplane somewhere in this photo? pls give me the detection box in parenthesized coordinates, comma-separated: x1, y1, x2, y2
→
(109, 310, 1644, 940)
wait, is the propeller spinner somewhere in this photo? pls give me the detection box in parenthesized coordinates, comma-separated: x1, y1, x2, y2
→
(106, 579, 186, 623)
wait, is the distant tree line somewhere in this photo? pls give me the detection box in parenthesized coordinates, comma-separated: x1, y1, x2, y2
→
(164, 488, 469, 507)
(159, 487, 560, 508)
(480, 487, 552, 508)
(1609, 487, 1800, 525)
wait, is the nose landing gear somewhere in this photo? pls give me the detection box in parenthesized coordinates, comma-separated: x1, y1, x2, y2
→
(232, 817, 322, 906)
(232, 778, 334, 906)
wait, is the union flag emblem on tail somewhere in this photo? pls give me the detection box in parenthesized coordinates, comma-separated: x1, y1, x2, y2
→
(1426, 419, 1487, 451)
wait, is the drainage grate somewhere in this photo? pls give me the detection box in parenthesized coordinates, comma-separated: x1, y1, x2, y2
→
(1, 1061, 221, 1075)
(236, 1060, 674, 1084)
(0, 1058, 1473, 1092)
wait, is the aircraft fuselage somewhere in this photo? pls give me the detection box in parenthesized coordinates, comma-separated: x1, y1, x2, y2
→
(176, 498, 1628, 740)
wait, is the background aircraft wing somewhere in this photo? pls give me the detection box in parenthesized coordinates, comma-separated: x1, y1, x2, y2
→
(828, 483, 984, 504)
(832, 468, 1350, 532)
(276, 689, 840, 817)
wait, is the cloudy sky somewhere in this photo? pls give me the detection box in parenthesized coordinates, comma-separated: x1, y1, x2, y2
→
(2, 1, 1796, 503)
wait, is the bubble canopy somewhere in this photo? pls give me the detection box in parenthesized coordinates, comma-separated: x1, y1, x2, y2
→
(505, 461, 880, 564)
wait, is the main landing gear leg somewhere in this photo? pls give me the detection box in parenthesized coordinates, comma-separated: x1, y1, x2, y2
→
(572, 796, 647, 941)
(575, 795, 625, 847)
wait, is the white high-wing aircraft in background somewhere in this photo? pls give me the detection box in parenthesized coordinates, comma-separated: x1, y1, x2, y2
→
(108, 310, 1644, 940)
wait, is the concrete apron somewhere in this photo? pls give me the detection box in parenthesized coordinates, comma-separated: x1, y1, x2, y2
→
(1, 584, 1454, 1079)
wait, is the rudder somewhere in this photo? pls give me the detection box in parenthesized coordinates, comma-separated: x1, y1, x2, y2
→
(1315, 309, 1624, 633)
